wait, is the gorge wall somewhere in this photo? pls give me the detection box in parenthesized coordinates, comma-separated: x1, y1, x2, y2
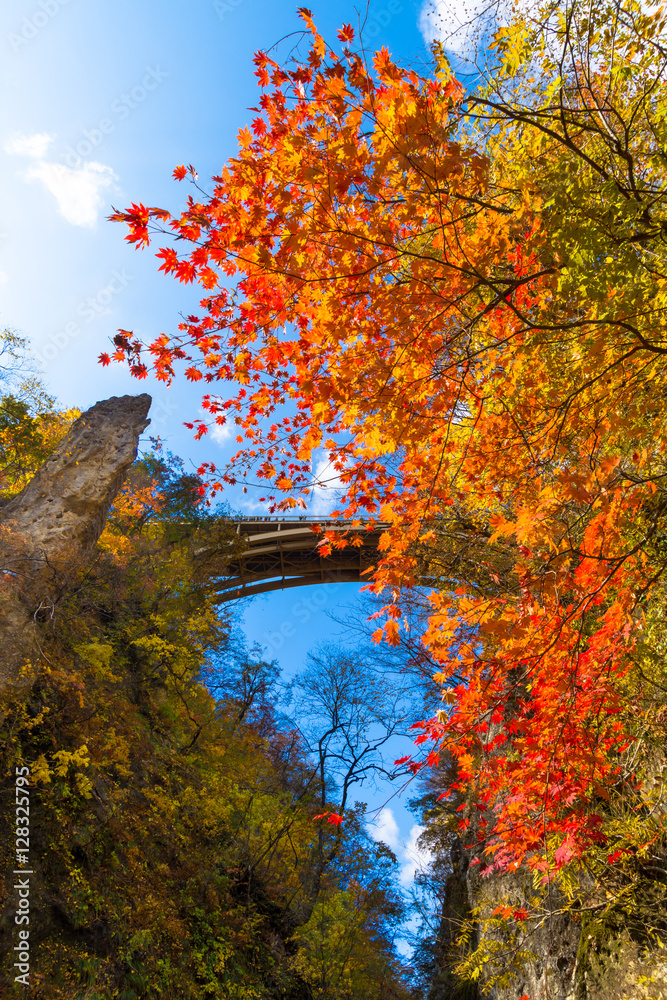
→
(429, 832, 667, 1000)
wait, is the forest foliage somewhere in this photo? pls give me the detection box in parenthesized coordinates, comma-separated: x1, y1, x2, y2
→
(0, 352, 414, 999)
(2, 0, 667, 994)
(105, 0, 667, 987)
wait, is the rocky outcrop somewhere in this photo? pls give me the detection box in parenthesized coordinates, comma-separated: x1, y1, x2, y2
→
(429, 836, 667, 1000)
(575, 919, 667, 1000)
(427, 839, 479, 1000)
(465, 859, 581, 1000)
(0, 393, 151, 698)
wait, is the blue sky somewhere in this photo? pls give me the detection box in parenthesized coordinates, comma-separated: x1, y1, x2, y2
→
(0, 0, 481, 912)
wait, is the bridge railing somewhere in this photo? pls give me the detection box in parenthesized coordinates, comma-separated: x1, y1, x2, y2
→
(233, 515, 381, 523)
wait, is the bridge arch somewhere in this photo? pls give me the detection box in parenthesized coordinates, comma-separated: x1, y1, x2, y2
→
(216, 517, 387, 602)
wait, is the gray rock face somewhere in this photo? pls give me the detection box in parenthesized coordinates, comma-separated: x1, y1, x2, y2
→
(465, 862, 581, 1000)
(430, 835, 667, 1000)
(1, 393, 151, 579)
(0, 393, 151, 696)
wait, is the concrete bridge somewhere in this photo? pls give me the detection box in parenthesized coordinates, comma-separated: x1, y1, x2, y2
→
(216, 516, 388, 602)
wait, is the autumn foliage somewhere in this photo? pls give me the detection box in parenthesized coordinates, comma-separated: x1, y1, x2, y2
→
(107, 0, 667, 885)
(0, 435, 410, 998)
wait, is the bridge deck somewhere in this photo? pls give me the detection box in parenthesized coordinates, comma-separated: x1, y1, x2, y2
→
(216, 517, 388, 602)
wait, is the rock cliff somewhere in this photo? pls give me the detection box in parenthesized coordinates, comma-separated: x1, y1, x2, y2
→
(0, 393, 151, 700)
(429, 835, 667, 1000)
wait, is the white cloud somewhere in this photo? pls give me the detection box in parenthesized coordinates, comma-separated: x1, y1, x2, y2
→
(24, 160, 117, 228)
(200, 407, 233, 445)
(4, 130, 117, 228)
(308, 451, 347, 516)
(211, 421, 232, 445)
(399, 824, 434, 886)
(367, 810, 434, 887)
(4, 131, 54, 159)
(367, 807, 401, 852)
(418, 0, 505, 58)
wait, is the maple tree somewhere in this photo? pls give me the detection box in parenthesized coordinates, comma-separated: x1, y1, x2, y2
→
(107, 0, 667, 893)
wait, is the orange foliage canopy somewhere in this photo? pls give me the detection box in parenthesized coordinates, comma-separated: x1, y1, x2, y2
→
(107, 7, 667, 875)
